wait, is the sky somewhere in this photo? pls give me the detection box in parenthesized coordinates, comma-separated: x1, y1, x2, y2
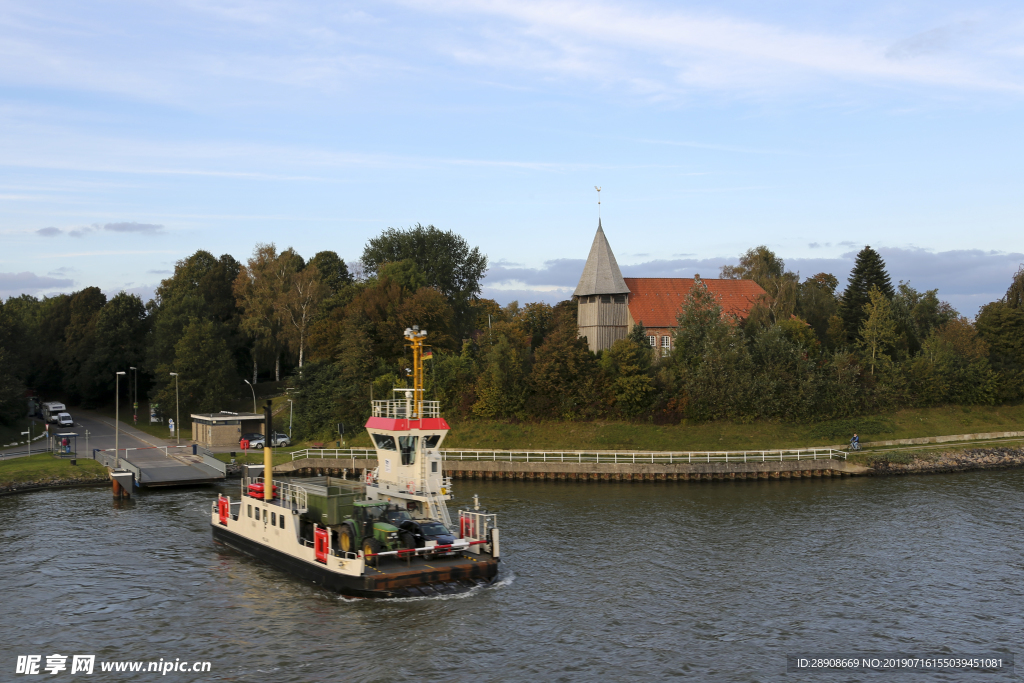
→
(1, 0, 1023, 316)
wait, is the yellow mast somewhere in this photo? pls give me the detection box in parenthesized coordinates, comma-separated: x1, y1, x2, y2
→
(404, 326, 428, 418)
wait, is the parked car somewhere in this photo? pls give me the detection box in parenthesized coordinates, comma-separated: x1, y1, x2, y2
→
(239, 433, 264, 448)
(239, 432, 290, 449)
(399, 519, 457, 557)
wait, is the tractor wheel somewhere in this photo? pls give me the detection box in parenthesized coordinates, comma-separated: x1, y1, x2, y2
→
(362, 537, 382, 557)
(400, 530, 416, 550)
(339, 526, 355, 554)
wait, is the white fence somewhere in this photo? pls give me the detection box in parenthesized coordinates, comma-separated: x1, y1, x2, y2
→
(290, 447, 847, 464)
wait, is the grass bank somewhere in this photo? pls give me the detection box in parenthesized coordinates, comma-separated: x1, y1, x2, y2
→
(402, 404, 1024, 452)
(0, 452, 108, 487)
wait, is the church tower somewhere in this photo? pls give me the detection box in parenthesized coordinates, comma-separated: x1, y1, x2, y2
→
(574, 220, 631, 352)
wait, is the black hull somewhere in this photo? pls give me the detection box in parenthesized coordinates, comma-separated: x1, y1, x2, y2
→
(211, 524, 498, 598)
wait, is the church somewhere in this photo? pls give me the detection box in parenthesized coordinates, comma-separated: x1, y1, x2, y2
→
(574, 221, 766, 353)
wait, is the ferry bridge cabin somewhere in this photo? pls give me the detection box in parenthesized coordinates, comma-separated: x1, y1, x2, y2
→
(574, 221, 766, 353)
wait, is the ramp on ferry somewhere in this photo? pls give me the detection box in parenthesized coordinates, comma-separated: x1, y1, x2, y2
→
(98, 447, 226, 488)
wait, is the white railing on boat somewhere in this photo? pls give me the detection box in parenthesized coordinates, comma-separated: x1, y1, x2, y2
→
(371, 399, 441, 419)
(290, 447, 848, 463)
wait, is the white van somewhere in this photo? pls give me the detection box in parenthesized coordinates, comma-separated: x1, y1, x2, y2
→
(57, 413, 74, 427)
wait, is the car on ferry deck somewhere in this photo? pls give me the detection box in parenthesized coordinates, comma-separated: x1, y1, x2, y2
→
(400, 519, 457, 554)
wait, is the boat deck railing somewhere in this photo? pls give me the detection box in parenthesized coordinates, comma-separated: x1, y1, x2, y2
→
(290, 447, 848, 463)
(371, 400, 441, 419)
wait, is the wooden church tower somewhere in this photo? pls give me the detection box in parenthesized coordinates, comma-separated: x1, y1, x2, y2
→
(574, 220, 631, 352)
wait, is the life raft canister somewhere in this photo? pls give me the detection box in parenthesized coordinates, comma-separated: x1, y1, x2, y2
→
(217, 496, 229, 526)
(247, 483, 278, 499)
(314, 527, 329, 564)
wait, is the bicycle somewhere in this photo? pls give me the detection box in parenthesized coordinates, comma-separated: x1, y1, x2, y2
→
(849, 439, 861, 451)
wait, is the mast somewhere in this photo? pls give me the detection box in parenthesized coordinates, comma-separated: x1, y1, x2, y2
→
(403, 326, 428, 418)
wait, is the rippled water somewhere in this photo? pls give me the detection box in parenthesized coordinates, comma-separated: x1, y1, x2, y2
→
(2, 471, 1022, 681)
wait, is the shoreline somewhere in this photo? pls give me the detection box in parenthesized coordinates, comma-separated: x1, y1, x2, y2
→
(2, 448, 1023, 496)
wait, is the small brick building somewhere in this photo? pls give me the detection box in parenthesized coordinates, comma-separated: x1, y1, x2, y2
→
(191, 412, 265, 449)
(575, 221, 766, 354)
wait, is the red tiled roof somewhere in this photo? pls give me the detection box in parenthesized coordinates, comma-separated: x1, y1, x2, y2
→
(623, 278, 765, 328)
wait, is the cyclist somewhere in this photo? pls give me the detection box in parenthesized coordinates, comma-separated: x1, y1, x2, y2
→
(850, 433, 860, 451)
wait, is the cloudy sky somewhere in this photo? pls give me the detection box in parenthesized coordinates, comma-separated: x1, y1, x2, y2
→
(1, 0, 1022, 314)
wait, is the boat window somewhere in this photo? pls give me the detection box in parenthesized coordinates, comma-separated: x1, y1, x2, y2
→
(372, 434, 397, 451)
(399, 436, 418, 465)
(271, 512, 276, 526)
(247, 505, 252, 518)
(255, 508, 260, 521)
(431, 461, 437, 473)
(280, 515, 286, 529)
(423, 434, 441, 449)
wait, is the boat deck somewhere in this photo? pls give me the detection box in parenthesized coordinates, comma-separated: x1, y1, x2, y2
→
(364, 552, 499, 596)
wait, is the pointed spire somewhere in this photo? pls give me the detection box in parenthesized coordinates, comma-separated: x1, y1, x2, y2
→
(573, 220, 630, 297)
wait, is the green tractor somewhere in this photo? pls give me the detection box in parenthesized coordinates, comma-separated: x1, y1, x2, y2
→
(337, 501, 416, 558)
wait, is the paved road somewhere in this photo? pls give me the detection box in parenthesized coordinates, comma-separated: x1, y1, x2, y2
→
(0, 410, 181, 460)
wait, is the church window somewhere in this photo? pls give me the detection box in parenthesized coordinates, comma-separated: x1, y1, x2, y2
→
(648, 336, 657, 347)
(614, 295, 626, 304)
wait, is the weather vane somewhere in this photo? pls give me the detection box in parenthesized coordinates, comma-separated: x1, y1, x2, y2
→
(595, 186, 601, 219)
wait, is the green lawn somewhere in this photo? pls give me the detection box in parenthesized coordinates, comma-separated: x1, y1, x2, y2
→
(0, 451, 108, 486)
(428, 404, 1024, 452)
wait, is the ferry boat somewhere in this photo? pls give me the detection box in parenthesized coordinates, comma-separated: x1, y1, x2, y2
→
(210, 327, 501, 598)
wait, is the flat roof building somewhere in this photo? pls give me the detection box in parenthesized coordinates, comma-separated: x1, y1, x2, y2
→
(191, 411, 265, 449)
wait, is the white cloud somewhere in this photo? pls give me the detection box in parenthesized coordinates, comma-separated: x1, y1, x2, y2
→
(0, 270, 74, 298)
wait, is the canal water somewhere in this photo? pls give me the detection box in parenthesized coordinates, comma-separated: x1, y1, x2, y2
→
(1, 471, 1022, 681)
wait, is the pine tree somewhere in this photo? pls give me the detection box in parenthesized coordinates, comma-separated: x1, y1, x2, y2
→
(840, 246, 894, 341)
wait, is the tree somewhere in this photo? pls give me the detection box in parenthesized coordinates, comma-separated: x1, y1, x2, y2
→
(472, 333, 529, 419)
(722, 245, 798, 327)
(59, 287, 107, 401)
(910, 318, 996, 406)
(275, 264, 325, 369)
(154, 319, 237, 417)
(308, 251, 352, 296)
(1006, 264, 1024, 309)
(361, 224, 487, 334)
(976, 301, 1024, 401)
(149, 250, 243, 403)
(602, 333, 655, 418)
(530, 316, 599, 419)
(80, 292, 150, 402)
(840, 246, 894, 341)
(672, 277, 727, 368)
(858, 287, 898, 375)
(796, 273, 839, 344)
(233, 244, 290, 382)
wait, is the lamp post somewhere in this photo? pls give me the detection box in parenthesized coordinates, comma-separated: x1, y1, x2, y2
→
(244, 379, 256, 414)
(21, 425, 30, 456)
(115, 371, 126, 467)
(129, 366, 137, 425)
(169, 372, 180, 446)
(287, 399, 293, 438)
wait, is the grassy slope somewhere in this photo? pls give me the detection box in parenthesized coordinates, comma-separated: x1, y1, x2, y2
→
(399, 404, 1024, 452)
(0, 452, 108, 486)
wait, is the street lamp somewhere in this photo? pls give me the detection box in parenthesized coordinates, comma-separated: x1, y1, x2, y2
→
(129, 366, 137, 425)
(169, 372, 180, 446)
(244, 379, 256, 414)
(115, 371, 126, 467)
(287, 399, 293, 438)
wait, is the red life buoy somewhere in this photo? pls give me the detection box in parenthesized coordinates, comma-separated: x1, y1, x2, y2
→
(217, 496, 229, 526)
(406, 480, 415, 493)
(314, 527, 329, 564)
(365, 470, 373, 484)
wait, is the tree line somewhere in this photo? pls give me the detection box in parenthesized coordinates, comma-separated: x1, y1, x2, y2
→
(0, 226, 1021, 440)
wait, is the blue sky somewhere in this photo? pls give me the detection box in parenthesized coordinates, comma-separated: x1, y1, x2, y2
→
(1, 0, 1023, 315)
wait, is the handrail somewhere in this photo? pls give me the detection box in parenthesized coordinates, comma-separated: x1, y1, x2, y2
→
(289, 447, 848, 463)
